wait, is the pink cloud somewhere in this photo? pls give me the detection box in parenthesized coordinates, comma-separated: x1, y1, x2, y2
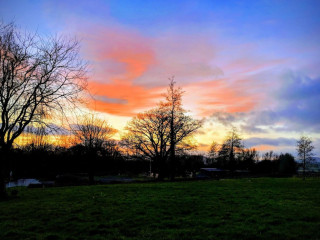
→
(68, 23, 287, 117)
(80, 26, 155, 84)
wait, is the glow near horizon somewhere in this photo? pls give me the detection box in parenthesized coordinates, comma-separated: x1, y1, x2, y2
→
(1, 0, 320, 155)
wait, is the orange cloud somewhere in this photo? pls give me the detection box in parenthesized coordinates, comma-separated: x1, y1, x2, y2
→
(183, 78, 262, 117)
(75, 25, 165, 116)
(87, 81, 163, 116)
(75, 24, 283, 118)
(254, 145, 277, 152)
(80, 26, 155, 84)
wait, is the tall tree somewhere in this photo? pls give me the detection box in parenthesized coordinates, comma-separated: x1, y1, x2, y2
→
(297, 136, 315, 180)
(72, 114, 116, 184)
(122, 79, 202, 179)
(0, 22, 87, 197)
(161, 78, 203, 180)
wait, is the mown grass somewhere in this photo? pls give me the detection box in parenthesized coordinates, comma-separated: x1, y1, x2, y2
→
(1, 178, 319, 240)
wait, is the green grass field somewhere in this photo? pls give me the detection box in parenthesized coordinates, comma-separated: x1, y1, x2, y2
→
(1, 178, 319, 240)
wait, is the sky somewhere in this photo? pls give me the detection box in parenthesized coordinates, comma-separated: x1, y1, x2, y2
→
(1, 0, 320, 156)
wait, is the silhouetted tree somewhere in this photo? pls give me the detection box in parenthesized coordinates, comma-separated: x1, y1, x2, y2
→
(297, 136, 315, 180)
(208, 141, 219, 166)
(262, 151, 279, 161)
(122, 80, 202, 179)
(122, 107, 170, 178)
(278, 153, 296, 175)
(24, 125, 50, 150)
(218, 127, 243, 170)
(162, 78, 203, 180)
(255, 151, 280, 175)
(238, 148, 259, 170)
(72, 114, 116, 184)
(0, 22, 87, 197)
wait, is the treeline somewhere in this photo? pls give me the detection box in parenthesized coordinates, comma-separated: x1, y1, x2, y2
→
(6, 144, 204, 180)
(6, 141, 298, 182)
(207, 128, 297, 175)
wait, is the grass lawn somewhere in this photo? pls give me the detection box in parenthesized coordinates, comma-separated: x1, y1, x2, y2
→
(1, 178, 320, 240)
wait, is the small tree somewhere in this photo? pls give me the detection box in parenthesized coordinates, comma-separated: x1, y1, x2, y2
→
(72, 114, 116, 184)
(25, 125, 49, 150)
(218, 127, 243, 170)
(208, 141, 219, 166)
(297, 136, 315, 180)
(262, 151, 279, 161)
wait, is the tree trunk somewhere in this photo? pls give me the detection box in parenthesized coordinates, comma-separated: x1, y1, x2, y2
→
(170, 112, 176, 181)
(157, 157, 166, 181)
(0, 167, 7, 199)
(0, 146, 9, 199)
(303, 152, 306, 181)
(170, 143, 176, 181)
(88, 151, 95, 185)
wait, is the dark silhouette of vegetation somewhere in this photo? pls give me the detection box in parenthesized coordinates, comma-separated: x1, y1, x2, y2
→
(208, 136, 298, 177)
(278, 153, 296, 175)
(218, 127, 243, 170)
(0, 21, 87, 198)
(297, 136, 315, 180)
(208, 128, 250, 170)
(72, 114, 116, 184)
(122, 79, 202, 180)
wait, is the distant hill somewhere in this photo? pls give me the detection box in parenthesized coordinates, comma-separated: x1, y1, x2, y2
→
(313, 157, 320, 163)
(297, 157, 320, 163)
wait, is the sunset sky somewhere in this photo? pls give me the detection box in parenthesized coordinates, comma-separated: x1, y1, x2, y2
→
(1, 0, 319, 155)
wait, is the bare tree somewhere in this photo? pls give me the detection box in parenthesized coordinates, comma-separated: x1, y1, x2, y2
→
(72, 114, 116, 184)
(162, 78, 203, 179)
(218, 127, 243, 170)
(297, 136, 315, 180)
(122, 79, 202, 179)
(262, 151, 279, 161)
(238, 148, 259, 170)
(121, 107, 171, 178)
(163, 78, 183, 180)
(208, 141, 220, 165)
(24, 125, 50, 150)
(0, 22, 87, 197)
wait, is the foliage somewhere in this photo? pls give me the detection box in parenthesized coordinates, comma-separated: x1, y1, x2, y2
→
(278, 153, 296, 175)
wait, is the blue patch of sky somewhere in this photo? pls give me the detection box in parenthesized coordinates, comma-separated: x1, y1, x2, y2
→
(2, 0, 319, 43)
